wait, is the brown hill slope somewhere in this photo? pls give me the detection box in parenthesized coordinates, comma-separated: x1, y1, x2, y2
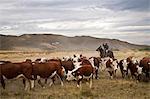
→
(0, 34, 149, 51)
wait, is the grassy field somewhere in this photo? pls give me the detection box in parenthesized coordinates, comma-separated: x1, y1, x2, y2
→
(0, 50, 150, 99)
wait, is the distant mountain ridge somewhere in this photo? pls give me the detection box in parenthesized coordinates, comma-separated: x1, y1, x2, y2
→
(0, 34, 149, 51)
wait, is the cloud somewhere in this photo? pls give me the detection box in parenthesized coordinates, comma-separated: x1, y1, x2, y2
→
(0, 0, 149, 45)
(101, 0, 149, 11)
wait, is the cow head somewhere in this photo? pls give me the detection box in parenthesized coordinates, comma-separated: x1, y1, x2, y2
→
(111, 59, 118, 71)
(41, 58, 48, 62)
(35, 58, 48, 63)
(136, 65, 143, 75)
(89, 57, 95, 68)
(126, 56, 133, 64)
(62, 66, 66, 76)
(62, 57, 65, 61)
(127, 56, 138, 64)
(132, 59, 138, 64)
(66, 71, 76, 81)
(25, 59, 32, 62)
(72, 55, 82, 68)
(122, 59, 128, 71)
(134, 63, 143, 81)
(62, 56, 70, 61)
(109, 59, 118, 71)
(58, 66, 66, 79)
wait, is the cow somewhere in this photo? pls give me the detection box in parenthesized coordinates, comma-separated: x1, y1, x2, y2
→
(89, 57, 101, 79)
(121, 56, 143, 81)
(118, 56, 143, 81)
(66, 65, 94, 88)
(62, 60, 75, 74)
(31, 60, 65, 88)
(74, 55, 101, 79)
(118, 59, 128, 78)
(106, 58, 118, 79)
(139, 57, 150, 81)
(35, 58, 48, 63)
(66, 55, 95, 88)
(47, 59, 66, 85)
(0, 59, 33, 90)
(127, 61, 142, 80)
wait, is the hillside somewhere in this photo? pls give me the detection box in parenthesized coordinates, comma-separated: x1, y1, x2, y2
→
(0, 34, 149, 51)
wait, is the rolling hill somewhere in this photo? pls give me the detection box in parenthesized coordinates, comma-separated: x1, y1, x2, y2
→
(0, 34, 149, 51)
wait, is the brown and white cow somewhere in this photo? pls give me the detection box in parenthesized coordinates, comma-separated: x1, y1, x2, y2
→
(71, 54, 100, 79)
(139, 57, 150, 80)
(48, 59, 66, 85)
(0, 59, 33, 90)
(106, 58, 118, 79)
(62, 60, 75, 74)
(121, 56, 143, 81)
(66, 55, 95, 88)
(61, 54, 83, 74)
(66, 65, 94, 88)
(127, 61, 142, 80)
(31, 59, 65, 88)
(88, 57, 101, 79)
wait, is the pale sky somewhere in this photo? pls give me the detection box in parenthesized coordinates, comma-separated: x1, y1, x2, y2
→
(0, 0, 150, 45)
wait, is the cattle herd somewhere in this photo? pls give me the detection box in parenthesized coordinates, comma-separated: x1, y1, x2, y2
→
(0, 54, 149, 91)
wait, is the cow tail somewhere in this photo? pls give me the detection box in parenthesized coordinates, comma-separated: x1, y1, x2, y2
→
(112, 52, 115, 59)
(0, 75, 5, 89)
(0, 65, 5, 89)
(59, 59, 63, 68)
(148, 62, 150, 78)
(96, 58, 100, 69)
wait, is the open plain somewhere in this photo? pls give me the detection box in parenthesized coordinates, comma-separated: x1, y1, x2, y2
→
(0, 50, 150, 99)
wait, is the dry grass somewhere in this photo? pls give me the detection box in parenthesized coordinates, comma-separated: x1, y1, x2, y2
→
(0, 50, 150, 99)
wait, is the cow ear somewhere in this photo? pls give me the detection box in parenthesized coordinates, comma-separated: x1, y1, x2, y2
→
(116, 60, 119, 64)
(74, 55, 76, 58)
(80, 54, 82, 57)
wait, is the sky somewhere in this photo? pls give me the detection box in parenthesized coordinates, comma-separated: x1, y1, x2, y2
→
(0, 0, 150, 45)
